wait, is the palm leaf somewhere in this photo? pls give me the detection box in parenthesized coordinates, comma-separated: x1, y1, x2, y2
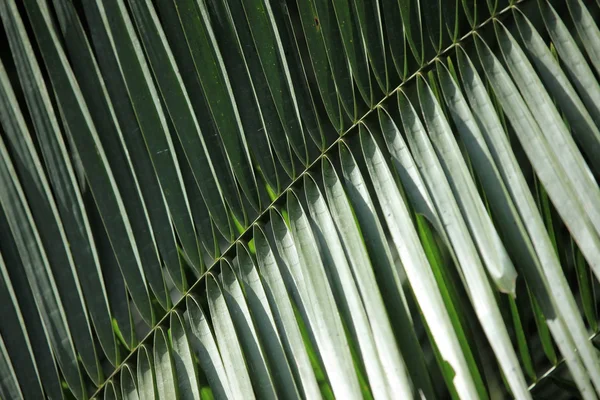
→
(1, 0, 599, 399)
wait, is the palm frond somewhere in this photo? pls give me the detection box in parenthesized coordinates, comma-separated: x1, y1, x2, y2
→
(1, 0, 600, 399)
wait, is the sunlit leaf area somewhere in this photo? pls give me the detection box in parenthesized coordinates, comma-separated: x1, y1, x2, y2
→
(1, 0, 600, 399)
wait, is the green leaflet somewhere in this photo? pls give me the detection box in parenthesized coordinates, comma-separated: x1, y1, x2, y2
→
(359, 124, 480, 399)
(491, 22, 600, 269)
(449, 43, 600, 395)
(4, 0, 154, 326)
(0, 212, 65, 400)
(129, 0, 249, 236)
(566, 0, 600, 78)
(464, 39, 600, 396)
(398, 0, 425, 64)
(338, 141, 437, 399)
(381, 0, 408, 80)
(2, 13, 121, 367)
(399, 85, 530, 399)
(421, 0, 443, 52)
(154, 0, 240, 239)
(513, 8, 600, 177)
(476, 28, 600, 265)
(53, 0, 186, 294)
(94, 206, 137, 352)
(572, 240, 598, 332)
(294, 0, 343, 131)
(153, 327, 178, 400)
(311, 0, 359, 119)
(170, 0, 261, 215)
(508, 291, 535, 382)
(0, 50, 104, 384)
(538, 0, 600, 138)
(0, 132, 86, 398)
(0, 254, 45, 400)
(275, 1, 333, 152)
(220, 259, 278, 399)
(236, 242, 301, 399)
(103, 380, 119, 400)
(0, 336, 24, 400)
(271, 201, 362, 399)
(186, 294, 234, 400)
(330, 0, 374, 105)
(528, 289, 558, 366)
(137, 345, 156, 400)
(376, 106, 446, 240)
(417, 75, 517, 295)
(321, 158, 414, 398)
(121, 364, 140, 400)
(350, 0, 388, 92)
(202, 0, 285, 184)
(50, 0, 172, 310)
(84, 0, 203, 270)
(238, 0, 310, 164)
(170, 311, 201, 400)
(172, 135, 216, 266)
(253, 224, 322, 399)
(304, 172, 389, 398)
(206, 274, 255, 400)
